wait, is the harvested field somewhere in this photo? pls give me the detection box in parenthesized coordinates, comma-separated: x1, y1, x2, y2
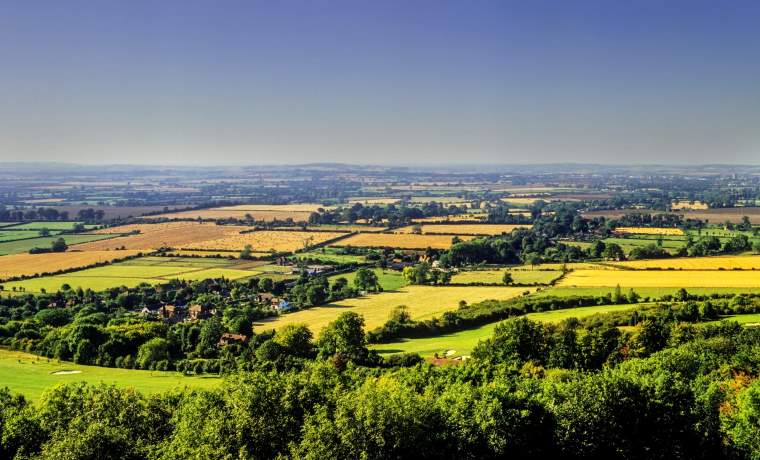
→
(147, 203, 328, 221)
(0, 250, 142, 280)
(611, 255, 760, 270)
(254, 285, 530, 334)
(332, 233, 473, 249)
(180, 230, 347, 253)
(78, 222, 247, 250)
(558, 269, 760, 288)
(397, 224, 530, 235)
(672, 200, 708, 210)
(615, 227, 684, 236)
(273, 225, 387, 233)
(49, 205, 189, 219)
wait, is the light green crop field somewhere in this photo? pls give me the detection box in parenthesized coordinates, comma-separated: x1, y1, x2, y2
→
(451, 269, 562, 285)
(8, 221, 97, 231)
(3, 256, 293, 293)
(0, 348, 221, 402)
(0, 234, 117, 255)
(292, 249, 367, 264)
(329, 268, 407, 291)
(255, 285, 530, 334)
(0, 222, 19, 227)
(373, 303, 646, 358)
(0, 230, 61, 242)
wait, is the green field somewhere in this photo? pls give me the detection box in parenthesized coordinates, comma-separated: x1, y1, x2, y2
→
(0, 234, 117, 255)
(8, 221, 96, 231)
(0, 348, 221, 401)
(373, 303, 646, 358)
(4, 256, 296, 293)
(329, 268, 406, 291)
(0, 229, 62, 242)
(292, 248, 367, 264)
(451, 269, 562, 285)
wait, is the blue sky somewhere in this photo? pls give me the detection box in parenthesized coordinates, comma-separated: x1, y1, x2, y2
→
(0, 0, 759, 165)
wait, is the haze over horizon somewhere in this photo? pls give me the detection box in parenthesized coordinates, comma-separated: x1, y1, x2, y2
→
(1, 0, 759, 165)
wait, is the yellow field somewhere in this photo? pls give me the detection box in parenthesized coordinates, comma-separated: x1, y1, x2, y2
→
(411, 214, 486, 223)
(558, 269, 760, 288)
(332, 233, 474, 249)
(179, 230, 346, 253)
(0, 250, 142, 280)
(396, 224, 530, 235)
(615, 227, 684, 236)
(272, 225, 388, 233)
(612, 255, 760, 270)
(672, 200, 709, 210)
(164, 249, 270, 258)
(78, 222, 247, 250)
(254, 285, 530, 333)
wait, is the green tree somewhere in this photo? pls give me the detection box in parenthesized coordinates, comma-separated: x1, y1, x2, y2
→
(274, 324, 314, 358)
(353, 268, 380, 292)
(136, 337, 170, 369)
(317, 312, 368, 363)
(502, 271, 514, 285)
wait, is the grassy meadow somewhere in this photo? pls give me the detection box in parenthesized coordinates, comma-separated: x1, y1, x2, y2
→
(0, 348, 221, 402)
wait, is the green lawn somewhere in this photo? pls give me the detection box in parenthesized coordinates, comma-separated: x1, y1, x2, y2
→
(373, 303, 645, 358)
(329, 268, 406, 291)
(292, 249, 366, 264)
(0, 234, 117, 255)
(0, 348, 221, 402)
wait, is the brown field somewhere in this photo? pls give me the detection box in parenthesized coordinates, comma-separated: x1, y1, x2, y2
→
(46, 205, 190, 220)
(146, 207, 315, 221)
(396, 224, 530, 235)
(583, 207, 760, 224)
(180, 230, 347, 253)
(0, 250, 142, 280)
(77, 222, 247, 250)
(332, 233, 474, 249)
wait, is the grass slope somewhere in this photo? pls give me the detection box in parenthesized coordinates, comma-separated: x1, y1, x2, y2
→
(0, 348, 221, 402)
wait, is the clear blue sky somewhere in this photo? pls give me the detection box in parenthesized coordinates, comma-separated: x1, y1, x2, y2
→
(0, 0, 759, 165)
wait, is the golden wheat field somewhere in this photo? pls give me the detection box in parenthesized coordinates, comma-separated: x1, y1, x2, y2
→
(179, 230, 346, 253)
(611, 255, 760, 270)
(332, 233, 474, 249)
(672, 200, 709, 210)
(254, 285, 530, 333)
(0, 250, 142, 280)
(411, 214, 487, 223)
(396, 224, 531, 235)
(615, 227, 684, 236)
(78, 222, 247, 250)
(558, 269, 760, 288)
(273, 225, 388, 233)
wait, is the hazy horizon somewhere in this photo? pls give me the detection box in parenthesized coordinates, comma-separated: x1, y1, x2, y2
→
(1, 0, 759, 165)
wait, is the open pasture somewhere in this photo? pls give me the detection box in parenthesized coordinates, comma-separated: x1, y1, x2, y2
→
(332, 233, 473, 249)
(373, 303, 642, 357)
(328, 268, 406, 291)
(558, 269, 760, 288)
(79, 222, 247, 250)
(10, 221, 93, 231)
(0, 229, 61, 242)
(180, 230, 346, 253)
(255, 285, 530, 334)
(0, 348, 221, 402)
